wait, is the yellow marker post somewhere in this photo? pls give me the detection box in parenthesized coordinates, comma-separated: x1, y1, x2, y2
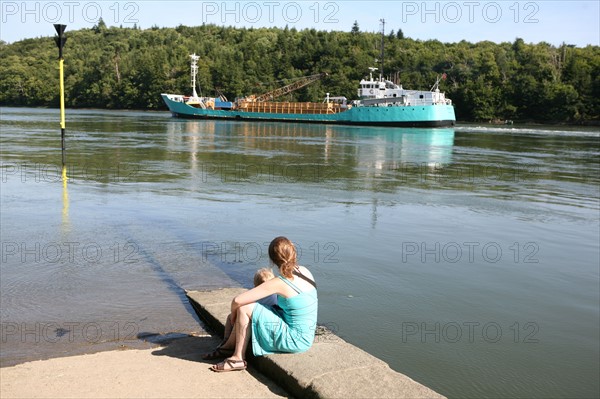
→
(54, 24, 67, 181)
(54, 24, 70, 231)
(59, 57, 66, 177)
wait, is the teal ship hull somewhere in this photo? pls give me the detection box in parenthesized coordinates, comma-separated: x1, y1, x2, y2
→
(161, 94, 456, 127)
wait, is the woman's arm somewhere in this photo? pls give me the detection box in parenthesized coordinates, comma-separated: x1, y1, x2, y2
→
(230, 277, 283, 315)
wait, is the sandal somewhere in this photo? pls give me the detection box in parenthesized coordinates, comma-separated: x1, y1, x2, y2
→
(210, 358, 247, 373)
(201, 347, 234, 360)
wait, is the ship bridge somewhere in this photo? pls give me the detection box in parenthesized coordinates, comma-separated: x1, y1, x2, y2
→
(356, 69, 452, 107)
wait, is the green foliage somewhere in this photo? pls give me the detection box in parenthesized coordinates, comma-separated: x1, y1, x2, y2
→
(1, 25, 598, 123)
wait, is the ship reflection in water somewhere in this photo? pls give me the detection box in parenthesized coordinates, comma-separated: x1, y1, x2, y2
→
(345, 127, 454, 177)
(165, 120, 455, 196)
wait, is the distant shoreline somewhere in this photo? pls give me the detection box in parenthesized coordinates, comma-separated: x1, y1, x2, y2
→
(2, 105, 599, 127)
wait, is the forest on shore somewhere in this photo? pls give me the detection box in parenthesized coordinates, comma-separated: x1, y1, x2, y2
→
(1, 21, 599, 123)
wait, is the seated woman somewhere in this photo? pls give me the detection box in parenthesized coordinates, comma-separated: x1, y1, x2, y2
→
(206, 236, 318, 372)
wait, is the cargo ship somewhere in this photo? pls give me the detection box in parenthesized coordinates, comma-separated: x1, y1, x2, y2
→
(162, 24, 455, 127)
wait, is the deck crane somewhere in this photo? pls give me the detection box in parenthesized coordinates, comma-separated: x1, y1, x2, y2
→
(240, 73, 328, 103)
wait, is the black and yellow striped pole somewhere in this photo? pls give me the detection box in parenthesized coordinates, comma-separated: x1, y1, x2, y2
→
(54, 24, 70, 228)
(54, 24, 67, 181)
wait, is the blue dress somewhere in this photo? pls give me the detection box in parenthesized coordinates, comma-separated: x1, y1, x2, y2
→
(251, 276, 318, 356)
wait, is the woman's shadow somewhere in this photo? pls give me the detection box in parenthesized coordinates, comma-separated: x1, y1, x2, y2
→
(140, 331, 220, 363)
(141, 332, 288, 396)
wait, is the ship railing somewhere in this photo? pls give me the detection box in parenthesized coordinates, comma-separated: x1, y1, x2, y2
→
(168, 94, 186, 103)
(406, 98, 454, 106)
(357, 97, 453, 107)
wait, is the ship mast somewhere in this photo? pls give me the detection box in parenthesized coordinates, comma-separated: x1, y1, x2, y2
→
(379, 19, 385, 82)
(190, 53, 200, 98)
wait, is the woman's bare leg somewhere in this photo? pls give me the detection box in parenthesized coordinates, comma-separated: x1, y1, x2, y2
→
(210, 303, 255, 371)
(223, 314, 233, 341)
(219, 315, 236, 349)
(202, 314, 235, 359)
(230, 303, 255, 360)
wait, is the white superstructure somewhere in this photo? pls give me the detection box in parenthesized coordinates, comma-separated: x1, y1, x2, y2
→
(356, 68, 452, 107)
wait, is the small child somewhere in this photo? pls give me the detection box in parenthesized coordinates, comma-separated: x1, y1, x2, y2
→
(254, 268, 278, 307)
(219, 268, 278, 350)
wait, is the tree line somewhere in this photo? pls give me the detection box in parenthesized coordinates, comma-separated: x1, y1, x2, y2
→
(1, 21, 598, 124)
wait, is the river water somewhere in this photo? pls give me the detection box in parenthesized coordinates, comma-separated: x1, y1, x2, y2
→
(1, 107, 598, 398)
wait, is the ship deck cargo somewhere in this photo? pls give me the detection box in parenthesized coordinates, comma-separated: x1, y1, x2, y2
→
(238, 101, 346, 114)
